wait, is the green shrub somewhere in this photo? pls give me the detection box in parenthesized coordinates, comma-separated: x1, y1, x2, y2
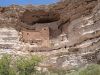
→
(79, 64, 100, 75)
(35, 64, 100, 75)
(16, 55, 42, 75)
(66, 64, 100, 75)
(0, 54, 41, 75)
(0, 54, 16, 75)
(0, 54, 100, 75)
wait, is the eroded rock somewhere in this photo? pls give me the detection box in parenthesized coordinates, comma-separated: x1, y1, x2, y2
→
(0, 0, 100, 71)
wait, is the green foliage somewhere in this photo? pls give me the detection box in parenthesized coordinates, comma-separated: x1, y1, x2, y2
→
(0, 54, 15, 75)
(0, 54, 100, 75)
(79, 64, 100, 75)
(16, 55, 41, 75)
(66, 64, 100, 75)
(37, 64, 100, 75)
(0, 54, 41, 75)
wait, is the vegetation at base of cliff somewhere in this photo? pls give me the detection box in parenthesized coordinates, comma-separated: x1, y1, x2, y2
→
(40, 64, 100, 75)
(0, 54, 100, 75)
(0, 54, 42, 75)
(36, 64, 100, 75)
(66, 64, 100, 75)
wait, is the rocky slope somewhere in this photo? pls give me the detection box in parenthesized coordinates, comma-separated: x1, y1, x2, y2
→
(0, 0, 100, 71)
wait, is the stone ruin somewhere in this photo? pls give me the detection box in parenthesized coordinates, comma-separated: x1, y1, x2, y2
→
(0, 5, 61, 51)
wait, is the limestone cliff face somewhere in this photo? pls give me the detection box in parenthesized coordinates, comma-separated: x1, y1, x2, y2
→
(0, 0, 100, 70)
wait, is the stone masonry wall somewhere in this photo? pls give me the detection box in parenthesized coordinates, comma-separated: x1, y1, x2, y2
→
(21, 26, 50, 48)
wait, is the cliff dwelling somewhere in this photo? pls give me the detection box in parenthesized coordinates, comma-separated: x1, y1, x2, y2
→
(0, 0, 98, 53)
(19, 9, 61, 49)
(21, 26, 50, 48)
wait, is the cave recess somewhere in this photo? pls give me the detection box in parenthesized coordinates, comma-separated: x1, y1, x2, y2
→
(21, 10, 60, 25)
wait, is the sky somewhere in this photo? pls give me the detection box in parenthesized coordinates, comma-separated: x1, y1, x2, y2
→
(0, 0, 58, 6)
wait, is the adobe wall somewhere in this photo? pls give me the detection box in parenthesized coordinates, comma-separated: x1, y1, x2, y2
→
(21, 26, 50, 48)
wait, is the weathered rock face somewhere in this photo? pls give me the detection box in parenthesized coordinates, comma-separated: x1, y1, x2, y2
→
(0, 0, 100, 71)
(21, 10, 60, 24)
(0, 27, 20, 49)
(37, 0, 100, 70)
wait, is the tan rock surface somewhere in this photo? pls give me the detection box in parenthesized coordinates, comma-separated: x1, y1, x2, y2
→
(0, 0, 100, 70)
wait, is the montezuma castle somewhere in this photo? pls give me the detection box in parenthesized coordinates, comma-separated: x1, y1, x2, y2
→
(0, 0, 100, 53)
(0, 3, 62, 51)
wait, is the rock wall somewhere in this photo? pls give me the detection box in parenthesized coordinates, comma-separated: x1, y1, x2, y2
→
(37, 0, 100, 71)
(0, 0, 100, 71)
(0, 27, 21, 50)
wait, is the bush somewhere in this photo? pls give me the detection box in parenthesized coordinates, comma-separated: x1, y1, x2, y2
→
(36, 64, 100, 75)
(66, 64, 100, 75)
(79, 64, 100, 75)
(16, 55, 41, 75)
(0, 54, 100, 75)
(0, 54, 41, 75)
(0, 54, 15, 75)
